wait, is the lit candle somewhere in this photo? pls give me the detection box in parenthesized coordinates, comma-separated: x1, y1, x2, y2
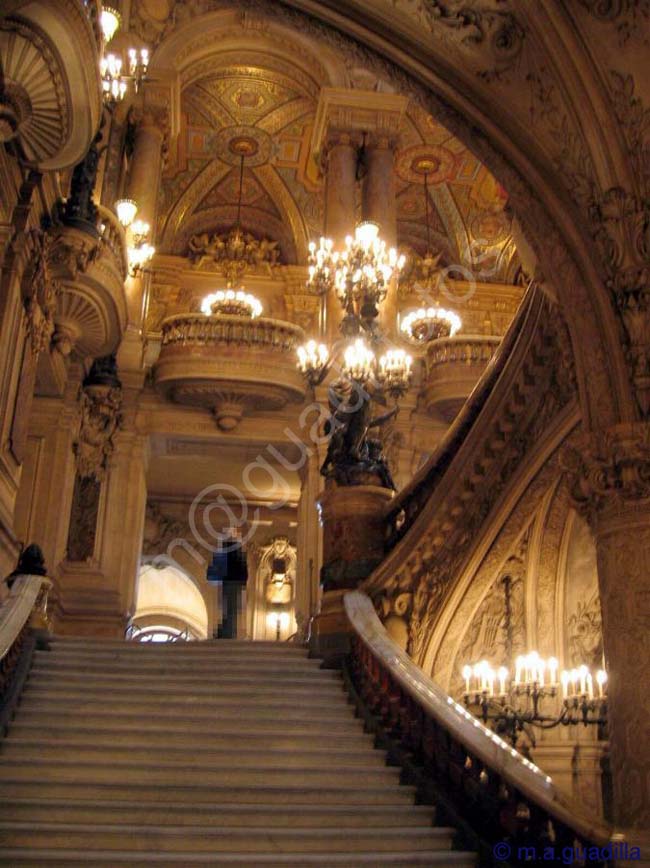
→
(498, 667, 508, 696)
(538, 660, 546, 688)
(578, 665, 588, 696)
(596, 670, 607, 698)
(548, 657, 558, 686)
(462, 665, 472, 694)
(586, 673, 594, 700)
(515, 656, 523, 685)
(487, 667, 495, 697)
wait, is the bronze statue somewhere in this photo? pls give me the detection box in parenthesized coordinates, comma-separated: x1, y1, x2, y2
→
(320, 376, 397, 488)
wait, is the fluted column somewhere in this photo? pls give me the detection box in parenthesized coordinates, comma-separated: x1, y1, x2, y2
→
(363, 134, 399, 335)
(323, 133, 358, 339)
(565, 423, 650, 832)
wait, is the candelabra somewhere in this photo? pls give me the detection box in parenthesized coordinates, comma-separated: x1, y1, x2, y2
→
(459, 575, 607, 746)
(461, 655, 608, 746)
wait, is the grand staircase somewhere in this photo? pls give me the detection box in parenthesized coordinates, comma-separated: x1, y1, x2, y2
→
(0, 636, 476, 866)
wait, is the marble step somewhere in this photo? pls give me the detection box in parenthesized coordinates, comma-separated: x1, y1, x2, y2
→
(0, 822, 456, 853)
(18, 691, 359, 728)
(28, 666, 343, 696)
(0, 798, 436, 828)
(0, 849, 477, 866)
(34, 651, 322, 681)
(0, 757, 400, 788)
(6, 720, 372, 750)
(11, 697, 363, 744)
(47, 638, 308, 654)
(0, 780, 417, 806)
(19, 688, 349, 714)
(1, 739, 386, 769)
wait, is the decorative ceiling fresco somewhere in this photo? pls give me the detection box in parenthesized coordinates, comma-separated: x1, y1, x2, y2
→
(152, 3, 520, 284)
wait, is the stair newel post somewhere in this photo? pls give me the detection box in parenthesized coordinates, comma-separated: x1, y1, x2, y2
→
(311, 479, 394, 665)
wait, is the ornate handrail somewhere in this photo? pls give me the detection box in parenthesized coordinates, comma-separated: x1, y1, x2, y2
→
(344, 591, 618, 864)
(385, 282, 538, 549)
(160, 314, 304, 351)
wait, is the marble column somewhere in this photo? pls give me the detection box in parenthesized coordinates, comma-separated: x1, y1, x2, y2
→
(362, 135, 397, 247)
(323, 133, 358, 339)
(565, 424, 650, 833)
(362, 135, 399, 336)
(119, 111, 166, 372)
(295, 449, 322, 638)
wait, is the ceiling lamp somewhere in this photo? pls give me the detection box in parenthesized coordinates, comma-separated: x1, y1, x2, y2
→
(296, 340, 329, 386)
(398, 168, 461, 339)
(114, 198, 137, 228)
(400, 305, 461, 343)
(201, 289, 262, 318)
(100, 6, 121, 43)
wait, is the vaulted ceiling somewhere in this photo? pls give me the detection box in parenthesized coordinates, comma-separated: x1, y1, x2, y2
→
(149, 5, 520, 283)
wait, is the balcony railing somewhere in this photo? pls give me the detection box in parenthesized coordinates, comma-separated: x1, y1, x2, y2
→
(155, 314, 306, 428)
(343, 591, 617, 867)
(160, 314, 303, 352)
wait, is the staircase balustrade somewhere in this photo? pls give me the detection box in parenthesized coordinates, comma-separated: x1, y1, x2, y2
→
(0, 575, 51, 734)
(343, 590, 619, 868)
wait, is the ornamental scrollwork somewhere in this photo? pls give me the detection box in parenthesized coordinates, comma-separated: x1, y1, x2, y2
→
(188, 227, 280, 280)
(562, 422, 650, 522)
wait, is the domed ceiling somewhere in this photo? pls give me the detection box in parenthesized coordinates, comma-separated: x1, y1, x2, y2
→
(146, 2, 519, 284)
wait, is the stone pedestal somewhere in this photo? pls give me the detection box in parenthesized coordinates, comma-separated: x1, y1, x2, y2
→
(311, 479, 393, 662)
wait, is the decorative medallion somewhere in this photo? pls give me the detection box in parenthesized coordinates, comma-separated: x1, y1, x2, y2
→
(395, 145, 458, 185)
(213, 125, 273, 168)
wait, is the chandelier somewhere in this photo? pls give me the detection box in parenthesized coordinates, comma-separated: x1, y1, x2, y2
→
(459, 577, 607, 745)
(201, 289, 262, 318)
(307, 222, 405, 334)
(126, 218, 155, 276)
(296, 221, 412, 396)
(399, 167, 460, 342)
(400, 305, 461, 343)
(99, 7, 150, 105)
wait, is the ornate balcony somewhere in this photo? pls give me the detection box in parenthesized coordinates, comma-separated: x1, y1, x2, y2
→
(422, 335, 501, 422)
(154, 314, 306, 430)
(49, 206, 128, 359)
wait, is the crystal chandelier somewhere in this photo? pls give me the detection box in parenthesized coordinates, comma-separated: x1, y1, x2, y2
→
(100, 6, 121, 43)
(201, 289, 262, 318)
(398, 168, 460, 341)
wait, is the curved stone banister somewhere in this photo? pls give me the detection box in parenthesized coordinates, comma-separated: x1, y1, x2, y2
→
(98, 204, 129, 281)
(0, 576, 46, 662)
(384, 281, 538, 547)
(344, 590, 616, 849)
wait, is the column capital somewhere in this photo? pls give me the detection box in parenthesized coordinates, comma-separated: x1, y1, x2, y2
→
(310, 87, 408, 166)
(562, 422, 650, 524)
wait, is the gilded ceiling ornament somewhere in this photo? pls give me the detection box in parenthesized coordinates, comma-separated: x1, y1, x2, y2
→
(188, 227, 280, 278)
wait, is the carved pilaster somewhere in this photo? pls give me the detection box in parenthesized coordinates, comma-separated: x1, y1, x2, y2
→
(563, 422, 650, 830)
